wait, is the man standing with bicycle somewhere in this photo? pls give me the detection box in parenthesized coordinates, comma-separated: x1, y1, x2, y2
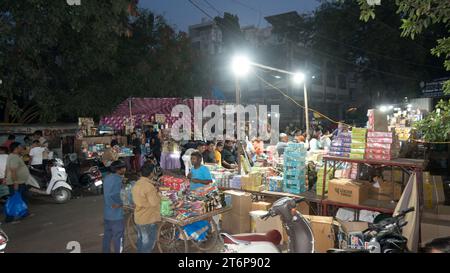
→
(132, 163, 161, 253)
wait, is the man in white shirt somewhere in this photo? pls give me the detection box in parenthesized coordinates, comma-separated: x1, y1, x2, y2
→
(29, 140, 46, 169)
(309, 130, 323, 152)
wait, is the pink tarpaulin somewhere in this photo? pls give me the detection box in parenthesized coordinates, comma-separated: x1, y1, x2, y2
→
(100, 97, 224, 129)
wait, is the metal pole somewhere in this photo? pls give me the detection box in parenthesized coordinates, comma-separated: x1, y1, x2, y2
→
(235, 77, 241, 105)
(303, 82, 310, 139)
(235, 76, 242, 174)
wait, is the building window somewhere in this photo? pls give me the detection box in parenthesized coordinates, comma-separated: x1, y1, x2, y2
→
(349, 88, 355, 100)
(326, 62, 336, 88)
(338, 74, 347, 89)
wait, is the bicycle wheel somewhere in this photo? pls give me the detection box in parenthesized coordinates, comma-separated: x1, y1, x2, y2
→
(191, 218, 220, 252)
(157, 222, 189, 253)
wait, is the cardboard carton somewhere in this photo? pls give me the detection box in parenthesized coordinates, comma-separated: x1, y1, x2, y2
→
(253, 213, 287, 242)
(222, 212, 251, 234)
(369, 181, 402, 201)
(303, 215, 340, 253)
(223, 190, 252, 216)
(328, 179, 370, 205)
(251, 201, 272, 211)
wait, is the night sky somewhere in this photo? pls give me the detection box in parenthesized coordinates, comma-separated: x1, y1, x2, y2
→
(138, 0, 320, 31)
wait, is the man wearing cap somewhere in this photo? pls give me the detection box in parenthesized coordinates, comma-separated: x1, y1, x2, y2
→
(276, 133, 289, 156)
(102, 160, 126, 253)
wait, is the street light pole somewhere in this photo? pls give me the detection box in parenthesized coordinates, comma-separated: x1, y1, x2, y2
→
(235, 76, 241, 105)
(303, 81, 310, 139)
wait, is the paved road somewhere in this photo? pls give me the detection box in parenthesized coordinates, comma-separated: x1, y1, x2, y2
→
(1, 194, 107, 253)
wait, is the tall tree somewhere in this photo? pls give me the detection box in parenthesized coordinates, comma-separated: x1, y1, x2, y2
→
(0, 1, 209, 123)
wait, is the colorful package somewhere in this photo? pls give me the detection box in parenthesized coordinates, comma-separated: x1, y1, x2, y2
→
(367, 137, 394, 144)
(367, 132, 393, 138)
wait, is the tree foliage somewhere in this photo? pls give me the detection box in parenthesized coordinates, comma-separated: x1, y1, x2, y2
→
(0, 1, 208, 123)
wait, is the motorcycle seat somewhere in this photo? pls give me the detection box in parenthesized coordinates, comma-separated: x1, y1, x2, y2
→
(221, 230, 282, 246)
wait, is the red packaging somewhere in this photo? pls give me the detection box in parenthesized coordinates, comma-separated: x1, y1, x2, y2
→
(366, 142, 393, 150)
(365, 154, 392, 160)
(367, 137, 394, 144)
(367, 132, 393, 138)
(366, 148, 392, 155)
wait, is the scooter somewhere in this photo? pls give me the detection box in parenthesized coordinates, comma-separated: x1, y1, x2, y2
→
(0, 226, 7, 253)
(65, 154, 104, 196)
(221, 197, 315, 253)
(27, 158, 72, 203)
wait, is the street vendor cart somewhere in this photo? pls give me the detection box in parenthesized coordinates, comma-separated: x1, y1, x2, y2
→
(124, 206, 231, 253)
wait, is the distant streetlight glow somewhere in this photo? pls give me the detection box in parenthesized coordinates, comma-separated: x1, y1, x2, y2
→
(231, 55, 251, 77)
(379, 105, 388, 112)
(292, 72, 305, 85)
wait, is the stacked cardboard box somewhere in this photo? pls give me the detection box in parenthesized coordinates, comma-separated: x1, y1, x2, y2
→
(328, 178, 370, 205)
(369, 178, 402, 201)
(222, 190, 252, 234)
(328, 132, 352, 158)
(350, 128, 367, 160)
(283, 143, 307, 194)
(303, 215, 340, 253)
(365, 131, 400, 160)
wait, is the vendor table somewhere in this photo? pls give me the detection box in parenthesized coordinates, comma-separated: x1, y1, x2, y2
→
(124, 206, 231, 253)
(219, 187, 323, 215)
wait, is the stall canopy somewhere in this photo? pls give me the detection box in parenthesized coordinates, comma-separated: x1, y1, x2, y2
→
(100, 97, 224, 129)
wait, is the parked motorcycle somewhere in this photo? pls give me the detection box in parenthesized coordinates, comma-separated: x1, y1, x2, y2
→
(0, 226, 8, 253)
(27, 158, 72, 204)
(65, 154, 104, 195)
(328, 207, 414, 253)
(221, 197, 315, 253)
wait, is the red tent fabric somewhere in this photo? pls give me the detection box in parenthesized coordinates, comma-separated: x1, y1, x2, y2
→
(100, 97, 224, 129)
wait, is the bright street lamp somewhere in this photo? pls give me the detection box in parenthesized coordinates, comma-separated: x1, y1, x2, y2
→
(231, 55, 251, 77)
(292, 72, 305, 85)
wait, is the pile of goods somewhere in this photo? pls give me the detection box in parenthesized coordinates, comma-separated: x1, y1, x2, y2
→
(316, 167, 334, 196)
(350, 128, 367, 160)
(365, 131, 400, 160)
(328, 132, 352, 158)
(282, 143, 307, 194)
(267, 176, 284, 192)
(160, 175, 189, 191)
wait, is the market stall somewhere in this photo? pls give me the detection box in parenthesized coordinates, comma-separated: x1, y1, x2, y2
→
(122, 174, 231, 253)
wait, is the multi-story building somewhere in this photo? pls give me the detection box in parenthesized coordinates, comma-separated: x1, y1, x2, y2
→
(188, 18, 223, 55)
(188, 12, 362, 130)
